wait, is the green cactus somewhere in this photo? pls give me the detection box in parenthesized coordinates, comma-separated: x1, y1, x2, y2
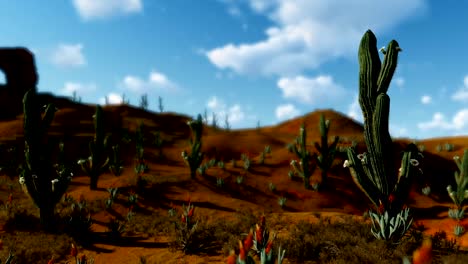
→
(181, 114, 205, 179)
(447, 149, 468, 218)
(313, 114, 339, 189)
(287, 123, 318, 189)
(109, 144, 124, 176)
(343, 30, 422, 242)
(78, 105, 109, 190)
(21, 89, 73, 231)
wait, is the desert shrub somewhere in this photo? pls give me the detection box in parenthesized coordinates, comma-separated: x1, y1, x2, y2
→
(0, 231, 73, 264)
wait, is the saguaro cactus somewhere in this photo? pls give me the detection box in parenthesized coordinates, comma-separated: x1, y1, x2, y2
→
(78, 105, 109, 190)
(314, 114, 339, 189)
(22, 88, 72, 231)
(343, 30, 422, 242)
(181, 114, 204, 179)
(287, 123, 318, 189)
(447, 149, 468, 220)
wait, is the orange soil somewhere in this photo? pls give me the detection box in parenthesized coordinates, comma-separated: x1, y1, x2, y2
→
(0, 101, 468, 263)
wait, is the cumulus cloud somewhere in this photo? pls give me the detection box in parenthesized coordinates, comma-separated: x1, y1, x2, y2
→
(60, 82, 97, 95)
(277, 75, 347, 105)
(73, 0, 143, 20)
(347, 95, 363, 123)
(275, 104, 300, 120)
(208, 0, 427, 76)
(421, 95, 432, 104)
(417, 110, 468, 132)
(99, 93, 124, 105)
(51, 44, 86, 68)
(120, 70, 177, 93)
(206, 96, 246, 125)
(451, 75, 468, 102)
(394, 77, 405, 89)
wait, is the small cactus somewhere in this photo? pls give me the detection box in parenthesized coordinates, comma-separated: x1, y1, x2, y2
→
(181, 114, 204, 179)
(287, 123, 318, 189)
(78, 105, 110, 190)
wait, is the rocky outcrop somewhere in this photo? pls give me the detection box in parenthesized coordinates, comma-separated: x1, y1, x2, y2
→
(0, 48, 38, 120)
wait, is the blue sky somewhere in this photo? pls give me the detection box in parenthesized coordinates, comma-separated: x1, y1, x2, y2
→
(1, 0, 468, 140)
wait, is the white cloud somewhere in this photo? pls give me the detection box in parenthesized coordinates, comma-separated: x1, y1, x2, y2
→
(394, 77, 405, 89)
(347, 95, 363, 123)
(390, 124, 408, 138)
(60, 82, 97, 95)
(275, 104, 300, 120)
(277, 75, 347, 105)
(99, 93, 123, 105)
(417, 110, 468, 132)
(73, 0, 143, 20)
(206, 96, 246, 125)
(421, 95, 432, 104)
(120, 70, 177, 93)
(451, 75, 468, 102)
(207, 0, 427, 76)
(51, 44, 86, 68)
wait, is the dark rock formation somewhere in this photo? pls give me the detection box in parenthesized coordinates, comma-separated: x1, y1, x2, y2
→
(0, 48, 38, 120)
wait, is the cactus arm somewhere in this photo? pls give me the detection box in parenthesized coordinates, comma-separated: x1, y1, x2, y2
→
(376, 40, 401, 95)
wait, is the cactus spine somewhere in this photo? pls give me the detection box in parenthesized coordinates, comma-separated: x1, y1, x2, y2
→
(78, 105, 109, 190)
(343, 30, 422, 242)
(314, 114, 339, 189)
(447, 149, 468, 219)
(182, 114, 204, 179)
(287, 123, 317, 189)
(22, 89, 72, 231)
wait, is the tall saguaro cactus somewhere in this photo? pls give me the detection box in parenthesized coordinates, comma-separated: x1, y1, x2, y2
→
(182, 114, 204, 179)
(78, 105, 109, 190)
(314, 114, 339, 189)
(22, 88, 72, 231)
(287, 123, 317, 189)
(343, 30, 422, 242)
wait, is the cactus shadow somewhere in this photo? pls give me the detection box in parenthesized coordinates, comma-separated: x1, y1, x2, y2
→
(411, 205, 449, 220)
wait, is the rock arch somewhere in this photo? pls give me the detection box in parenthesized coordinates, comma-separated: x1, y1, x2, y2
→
(0, 48, 38, 119)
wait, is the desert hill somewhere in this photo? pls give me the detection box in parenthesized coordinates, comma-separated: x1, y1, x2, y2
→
(0, 92, 468, 263)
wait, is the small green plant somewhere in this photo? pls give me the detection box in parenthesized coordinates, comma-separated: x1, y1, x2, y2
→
(109, 144, 124, 176)
(105, 187, 119, 209)
(78, 105, 110, 190)
(106, 217, 126, 238)
(231, 159, 237, 168)
(287, 123, 318, 189)
(236, 175, 244, 185)
(182, 114, 205, 179)
(197, 163, 208, 176)
(445, 143, 455, 152)
(217, 161, 225, 171)
(216, 177, 225, 187)
(241, 153, 251, 172)
(278, 197, 287, 208)
(447, 150, 468, 220)
(421, 185, 431, 196)
(268, 182, 276, 192)
(454, 224, 465, 237)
